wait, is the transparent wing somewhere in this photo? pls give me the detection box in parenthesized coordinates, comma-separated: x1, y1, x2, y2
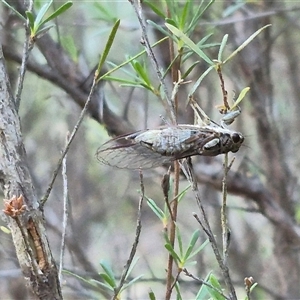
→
(96, 135, 174, 169)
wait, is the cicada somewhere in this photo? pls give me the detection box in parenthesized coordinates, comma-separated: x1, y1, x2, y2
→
(96, 121, 244, 169)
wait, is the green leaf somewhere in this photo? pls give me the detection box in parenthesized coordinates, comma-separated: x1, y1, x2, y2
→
(34, 0, 53, 30)
(231, 87, 250, 110)
(104, 76, 139, 85)
(40, 1, 73, 27)
(121, 275, 143, 292)
(0, 226, 11, 234)
(186, 0, 214, 34)
(147, 20, 175, 41)
(223, 2, 245, 18)
(25, 11, 35, 30)
(133, 61, 151, 86)
(189, 239, 209, 260)
(181, 61, 200, 79)
(100, 260, 116, 286)
(177, 184, 191, 203)
(179, 1, 189, 30)
(195, 272, 211, 300)
(250, 282, 258, 293)
(124, 256, 139, 281)
(175, 281, 183, 300)
(165, 18, 177, 28)
(35, 24, 54, 38)
(148, 289, 156, 300)
(165, 23, 213, 65)
(63, 270, 98, 288)
(98, 37, 168, 81)
(223, 24, 272, 64)
(1, 0, 26, 21)
(93, 3, 117, 23)
(147, 198, 165, 221)
(165, 243, 181, 263)
(182, 33, 216, 62)
(218, 34, 228, 62)
(207, 274, 224, 300)
(176, 225, 184, 258)
(189, 65, 214, 96)
(96, 19, 120, 80)
(61, 35, 78, 62)
(90, 279, 114, 291)
(183, 230, 200, 260)
(144, 0, 165, 18)
(100, 273, 116, 288)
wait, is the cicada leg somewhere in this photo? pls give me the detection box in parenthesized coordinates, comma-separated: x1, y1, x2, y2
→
(220, 107, 241, 127)
(189, 98, 211, 126)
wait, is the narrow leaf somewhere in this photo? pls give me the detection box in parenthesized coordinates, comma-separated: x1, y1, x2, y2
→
(195, 272, 211, 300)
(183, 230, 200, 260)
(207, 274, 224, 300)
(177, 184, 191, 203)
(189, 239, 209, 259)
(179, 1, 189, 30)
(218, 34, 228, 62)
(147, 198, 165, 221)
(90, 279, 114, 291)
(223, 24, 272, 64)
(189, 65, 214, 96)
(98, 37, 168, 81)
(124, 256, 139, 280)
(25, 11, 35, 30)
(96, 19, 120, 80)
(250, 282, 258, 292)
(187, 0, 215, 34)
(64, 270, 98, 287)
(100, 260, 116, 284)
(165, 243, 181, 263)
(176, 225, 183, 258)
(0, 226, 11, 234)
(35, 24, 54, 38)
(230, 87, 250, 110)
(34, 0, 53, 29)
(40, 1, 73, 27)
(133, 61, 151, 86)
(100, 273, 116, 288)
(166, 23, 213, 65)
(1, 0, 26, 21)
(147, 20, 174, 41)
(144, 0, 165, 18)
(149, 289, 156, 300)
(181, 61, 200, 79)
(121, 275, 143, 292)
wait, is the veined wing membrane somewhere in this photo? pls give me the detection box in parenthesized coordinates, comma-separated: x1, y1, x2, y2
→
(96, 133, 174, 169)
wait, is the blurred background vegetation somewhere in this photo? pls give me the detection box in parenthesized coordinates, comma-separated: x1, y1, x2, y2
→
(1, 0, 300, 299)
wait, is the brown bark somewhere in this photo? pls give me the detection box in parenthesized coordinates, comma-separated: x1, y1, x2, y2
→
(0, 47, 62, 299)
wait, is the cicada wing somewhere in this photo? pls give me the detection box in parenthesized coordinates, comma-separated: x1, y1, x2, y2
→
(96, 137, 173, 169)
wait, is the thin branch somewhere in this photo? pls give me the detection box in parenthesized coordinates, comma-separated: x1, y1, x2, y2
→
(112, 170, 144, 299)
(129, 0, 175, 124)
(221, 154, 229, 264)
(14, 0, 34, 111)
(183, 268, 230, 300)
(40, 72, 100, 206)
(58, 132, 70, 282)
(183, 159, 237, 300)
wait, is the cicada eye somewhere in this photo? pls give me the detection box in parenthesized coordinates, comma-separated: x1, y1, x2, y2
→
(232, 133, 243, 143)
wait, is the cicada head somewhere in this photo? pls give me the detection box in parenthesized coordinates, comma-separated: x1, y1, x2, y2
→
(201, 131, 244, 156)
